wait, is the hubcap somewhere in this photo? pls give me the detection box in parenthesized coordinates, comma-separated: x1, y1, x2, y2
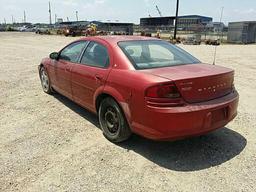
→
(40, 69, 49, 91)
(104, 107, 119, 134)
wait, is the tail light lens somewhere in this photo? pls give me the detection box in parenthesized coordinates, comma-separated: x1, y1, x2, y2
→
(231, 82, 235, 91)
(146, 83, 180, 98)
(145, 83, 184, 107)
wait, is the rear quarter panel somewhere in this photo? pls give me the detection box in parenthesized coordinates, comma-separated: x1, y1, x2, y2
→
(104, 69, 168, 128)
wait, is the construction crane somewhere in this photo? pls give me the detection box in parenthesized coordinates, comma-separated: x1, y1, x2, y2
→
(155, 5, 162, 17)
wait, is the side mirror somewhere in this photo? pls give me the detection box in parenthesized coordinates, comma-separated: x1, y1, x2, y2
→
(49, 52, 59, 60)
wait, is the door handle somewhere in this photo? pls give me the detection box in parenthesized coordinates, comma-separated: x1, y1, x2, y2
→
(95, 75, 103, 81)
(65, 66, 71, 72)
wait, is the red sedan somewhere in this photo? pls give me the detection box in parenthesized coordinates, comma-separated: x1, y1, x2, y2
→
(39, 36, 239, 142)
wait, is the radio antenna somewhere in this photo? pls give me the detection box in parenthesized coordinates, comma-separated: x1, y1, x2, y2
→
(213, 6, 224, 65)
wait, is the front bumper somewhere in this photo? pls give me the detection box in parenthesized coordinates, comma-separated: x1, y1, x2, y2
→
(131, 91, 239, 140)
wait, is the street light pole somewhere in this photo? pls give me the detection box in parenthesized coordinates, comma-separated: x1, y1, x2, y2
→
(49, 1, 52, 25)
(76, 11, 78, 21)
(24, 10, 27, 23)
(174, 0, 179, 39)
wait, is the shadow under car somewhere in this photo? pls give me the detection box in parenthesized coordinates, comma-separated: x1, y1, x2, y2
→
(53, 93, 247, 171)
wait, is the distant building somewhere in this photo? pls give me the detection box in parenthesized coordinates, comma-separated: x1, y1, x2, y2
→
(97, 22, 134, 35)
(177, 15, 213, 31)
(212, 22, 225, 32)
(139, 16, 175, 33)
(140, 17, 175, 26)
(139, 15, 212, 32)
(58, 21, 90, 27)
(57, 18, 63, 23)
(12, 22, 32, 27)
(205, 22, 227, 33)
(228, 21, 256, 44)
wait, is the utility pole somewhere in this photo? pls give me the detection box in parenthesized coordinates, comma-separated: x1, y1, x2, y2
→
(4, 18, 6, 24)
(55, 14, 57, 23)
(174, 0, 179, 40)
(23, 10, 26, 23)
(213, 6, 224, 65)
(219, 7, 224, 42)
(76, 11, 78, 21)
(67, 17, 69, 22)
(11, 15, 14, 24)
(49, 1, 52, 25)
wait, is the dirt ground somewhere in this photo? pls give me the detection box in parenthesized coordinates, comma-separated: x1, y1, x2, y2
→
(0, 32, 255, 192)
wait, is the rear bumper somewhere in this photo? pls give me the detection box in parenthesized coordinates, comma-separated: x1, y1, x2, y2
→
(131, 91, 239, 140)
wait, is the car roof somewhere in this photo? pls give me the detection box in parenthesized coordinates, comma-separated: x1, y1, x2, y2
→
(79, 35, 160, 45)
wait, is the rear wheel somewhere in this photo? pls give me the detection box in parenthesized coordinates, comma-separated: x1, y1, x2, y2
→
(39, 66, 53, 94)
(99, 97, 132, 143)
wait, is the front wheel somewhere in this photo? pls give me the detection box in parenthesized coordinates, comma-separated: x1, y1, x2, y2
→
(39, 66, 53, 94)
(99, 97, 132, 143)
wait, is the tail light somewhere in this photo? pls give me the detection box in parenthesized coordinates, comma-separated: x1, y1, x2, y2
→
(145, 83, 184, 107)
(231, 82, 235, 91)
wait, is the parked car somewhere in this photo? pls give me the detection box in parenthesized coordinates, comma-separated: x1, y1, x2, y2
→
(35, 28, 51, 35)
(63, 25, 85, 37)
(183, 35, 201, 45)
(0, 25, 5, 31)
(39, 36, 239, 143)
(205, 39, 220, 46)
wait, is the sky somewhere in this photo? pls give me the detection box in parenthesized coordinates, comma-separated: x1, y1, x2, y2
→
(0, 0, 256, 24)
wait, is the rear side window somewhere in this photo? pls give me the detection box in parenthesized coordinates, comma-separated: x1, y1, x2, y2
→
(80, 42, 109, 68)
(59, 41, 87, 63)
(149, 44, 174, 61)
(118, 40, 200, 69)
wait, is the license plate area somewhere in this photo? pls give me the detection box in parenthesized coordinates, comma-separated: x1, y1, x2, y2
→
(212, 107, 228, 123)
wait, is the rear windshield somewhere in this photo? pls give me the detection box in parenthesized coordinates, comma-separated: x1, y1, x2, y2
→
(118, 40, 200, 69)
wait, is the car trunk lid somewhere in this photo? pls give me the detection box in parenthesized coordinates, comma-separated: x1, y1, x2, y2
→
(142, 63, 234, 103)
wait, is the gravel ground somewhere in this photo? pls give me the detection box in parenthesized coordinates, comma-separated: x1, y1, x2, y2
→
(0, 32, 255, 192)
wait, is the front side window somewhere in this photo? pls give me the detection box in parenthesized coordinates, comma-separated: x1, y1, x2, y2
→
(118, 40, 200, 69)
(80, 42, 109, 68)
(59, 41, 87, 63)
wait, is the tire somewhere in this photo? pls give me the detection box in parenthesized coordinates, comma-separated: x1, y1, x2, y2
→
(99, 97, 132, 143)
(39, 66, 53, 94)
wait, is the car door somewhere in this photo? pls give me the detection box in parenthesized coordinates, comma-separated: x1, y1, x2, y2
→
(71, 41, 112, 112)
(51, 41, 88, 99)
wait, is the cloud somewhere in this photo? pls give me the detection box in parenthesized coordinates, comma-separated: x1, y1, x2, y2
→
(234, 8, 256, 15)
(3, 4, 20, 11)
(83, 0, 107, 9)
(95, 0, 106, 4)
(144, 0, 150, 7)
(223, 8, 256, 23)
(62, 0, 78, 7)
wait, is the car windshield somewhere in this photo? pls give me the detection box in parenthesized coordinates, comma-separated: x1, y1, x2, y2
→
(118, 40, 200, 69)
